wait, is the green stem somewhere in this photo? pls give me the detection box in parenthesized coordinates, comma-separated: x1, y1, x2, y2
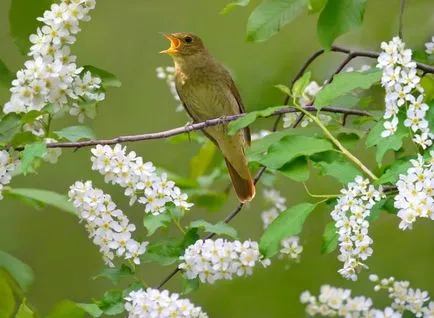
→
(295, 105, 378, 181)
(303, 183, 340, 199)
(45, 114, 52, 137)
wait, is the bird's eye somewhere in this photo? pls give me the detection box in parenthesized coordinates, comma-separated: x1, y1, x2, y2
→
(184, 36, 193, 43)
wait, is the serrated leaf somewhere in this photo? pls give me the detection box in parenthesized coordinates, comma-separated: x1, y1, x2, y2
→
(143, 213, 171, 236)
(376, 158, 412, 185)
(317, 0, 367, 50)
(9, 0, 55, 54)
(0, 58, 14, 88)
(314, 70, 381, 109)
(278, 156, 309, 181)
(368, 199, 386, 221)
(0, 113, 22, 144)
(189, 220, 238, 239)
(0, 251, 34, 292)
(246, 0, 308, 42)
(82, 65, 121, 88)
(221, 0, 250, 14)
(97, 290, 124, 316)
(190, 140, 216, 179)
(15, 300, 35, 318)
(321, 222, 338, 254)
(311, 151, 360, 184)
(0, 271, 15, 318)
(6, 188, 76, 214)
(260, 203, 315, 257)
(20, 142, 47, 174)
(54, 125, 96, 142)
(258, 135, 333, 169)
(93, 264, 134, 285)
(143, 239, 186, 266)
(181, 277, 199, 295)
(292, 71, 311, 99)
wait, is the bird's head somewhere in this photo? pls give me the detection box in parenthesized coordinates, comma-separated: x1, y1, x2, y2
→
(160, 32, 206, 57)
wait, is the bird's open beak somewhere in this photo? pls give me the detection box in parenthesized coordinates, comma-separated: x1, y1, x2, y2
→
(160, 33, 180, 55)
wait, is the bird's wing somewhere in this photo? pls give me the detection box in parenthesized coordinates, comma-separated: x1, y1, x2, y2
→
(228, 78, 251, 146)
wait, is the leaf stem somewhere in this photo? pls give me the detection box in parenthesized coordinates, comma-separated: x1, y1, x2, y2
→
(303, 183, 340, 198)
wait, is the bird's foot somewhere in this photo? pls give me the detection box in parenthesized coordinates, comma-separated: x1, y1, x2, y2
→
(184, 121, 195, 142)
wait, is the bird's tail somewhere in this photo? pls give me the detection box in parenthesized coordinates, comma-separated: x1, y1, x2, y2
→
(224, 158, 255, 203)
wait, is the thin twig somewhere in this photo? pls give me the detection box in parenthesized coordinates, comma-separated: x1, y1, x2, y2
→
(399, 0, 406, 39)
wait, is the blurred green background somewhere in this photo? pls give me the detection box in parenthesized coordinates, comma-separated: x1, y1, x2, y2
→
(1, 0, 434, 316)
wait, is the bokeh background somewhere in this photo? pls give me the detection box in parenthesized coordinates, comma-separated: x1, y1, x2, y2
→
(1, 0, 434, 316)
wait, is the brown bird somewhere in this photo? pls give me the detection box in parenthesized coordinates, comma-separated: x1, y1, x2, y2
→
(160, 32, 255, 203)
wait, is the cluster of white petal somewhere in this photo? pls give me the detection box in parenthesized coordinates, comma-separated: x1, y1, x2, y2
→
(91, 144, 193, 215)
(156, 66, 183, 112)
(394, 152, 434, 230)
(125, 288, 208, 318)
(68, 181, 148, 267)
(426, 36, 434, 55)
(377, 37, 433, 149)
(370, 274, 434, 317)
(260, 188, 303, 262)
(3, 0, 104, 132)
(331, 176, 384, 281)
(0, 150, 20, 200)
(179, 239, 270, 284)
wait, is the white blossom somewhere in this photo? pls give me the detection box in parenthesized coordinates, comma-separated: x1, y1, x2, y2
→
(425, 36, 434, 55)
(179, 239, 270, 284)
(251, 130, 272, 141)
(125, 288, 208, 318)
(156, 66, 183, 112)
(68, 180, 148, 267)
(90, 144, 193, 215)
(331, 176, 384, 280)
(42, 138, 62, 163)
(0, 150, 20, 200)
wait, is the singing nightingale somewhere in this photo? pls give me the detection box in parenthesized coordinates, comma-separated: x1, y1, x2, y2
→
(160, 32, 255, 203)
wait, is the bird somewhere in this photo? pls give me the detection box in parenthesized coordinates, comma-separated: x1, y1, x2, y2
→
(160, 32, 255, 203)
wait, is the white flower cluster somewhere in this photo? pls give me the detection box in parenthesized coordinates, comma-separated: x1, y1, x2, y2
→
(260, 189, 303, 262)
(0, 150, 20, 200)
(394, 152, 434, 230)
(179, 239, 270, 284)
(426, 36, 434, 55)
(43, 138, 62, 164)
(125, 288, 208, 318)
(91, 144, 193, 215)
(331, 176, 383, 281)
(156, 66, 183, 112)
(300, 285, 399, 317)
(68, 181, 148, 267)
(377, 37, 433, 149)
(3, 0, 104, 130)
(370, 274, 433, 317)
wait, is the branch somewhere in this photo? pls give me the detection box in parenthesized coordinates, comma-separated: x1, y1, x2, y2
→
(42, 106, 372, 150)
(399, 0, 406, 39)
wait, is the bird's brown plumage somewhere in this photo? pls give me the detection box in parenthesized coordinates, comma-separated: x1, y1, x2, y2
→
(160, 32, 255, 202)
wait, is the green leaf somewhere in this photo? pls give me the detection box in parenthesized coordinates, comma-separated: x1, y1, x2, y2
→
(75, 304, 103, 318)
(427, 100, 434, 134)
(190, 141, 216, 179)
(82, 65, 121, 88)
(292, 71, 311, 98)
(15, 300, 35, 318)
(260, 203, 315, 257)
(317, 0, 367, 50)
(368, 199, 386, 222)
(143, 239, 186, 266)
(11, 132, 37, 147)
(93, 264, 135, 285)
(308, 0, 327, 13)
(0, 58, 14, 88)
(258, 135, 333, 169)
(0, 271, 16, 318)
(0, 251, 33, 292)
(181, 277, 199, 295)
(189, 220, 238, 239)
(321, 222, 338, 254)
(274, 84, 292, 96)
(0, 113, 22, 144)
(376, 159, 412, 185)
(47, 300, 85, 318)
(54, 125, 96, 142)
(246, 0, 308, 42)
(9, 0, 55, 54)
(187, 190, 227, 211)
(143, 213, 171, 236)
(20, 142, 47, 175)
(221, 0, 250, 14)
(314, 70, 381, 109)
(278, 156, 309, 182)
(311, 151, 360, 184)
(97, 290, 124, 316)
(228, 106, 286, 136)
(6, 188, 76, 214)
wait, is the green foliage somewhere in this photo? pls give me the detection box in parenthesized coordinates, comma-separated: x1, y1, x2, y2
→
(94, 290, 125, 316)
(321, 222, 338, 254)
(308, 0, 327, 13)
(376, 158, 412, 185)
(9, 0, 55, 54)
(0, 271, 15, 318)
(15, 301, 35, 318)
(82, 65, 122, 88)
(75, 303, 103, 318)
(47, 300, 88, 318)
(311, 151, 361, 184)
(246, 0, 308, 42)
(0, 113, 22, 145)
(54, 126, 96, 142)
(93, 264, 135, 285)
(228, 106, 287, 136)
(314, 70, 382, 109)
(278, 156, 310, 182)
(221, 0, 250, 14)
(187, 189, 228, 211)
(181, 277, 200, 295)
(317, 0, 367, 49)
(420, 76, 434, 101)
(0, 58, 14, 88)
(0, 251, 34, 292)
(143, 213, 171, 236)
(190, 141, 216, 179)
(292, 71, 312, 99)
(189, 220, 238, 239)
(260, 203, 315, 257)
(20, 142, 47, 175)
(257, 135, 333, 169)
(6, 188, 76, 214)
(11, 132, 38, 148)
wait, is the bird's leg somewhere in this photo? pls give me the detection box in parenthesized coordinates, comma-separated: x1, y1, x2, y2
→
(184, 120, 195, 142)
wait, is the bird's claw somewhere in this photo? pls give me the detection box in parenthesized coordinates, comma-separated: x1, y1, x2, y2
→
(184, 121, 195, 142)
